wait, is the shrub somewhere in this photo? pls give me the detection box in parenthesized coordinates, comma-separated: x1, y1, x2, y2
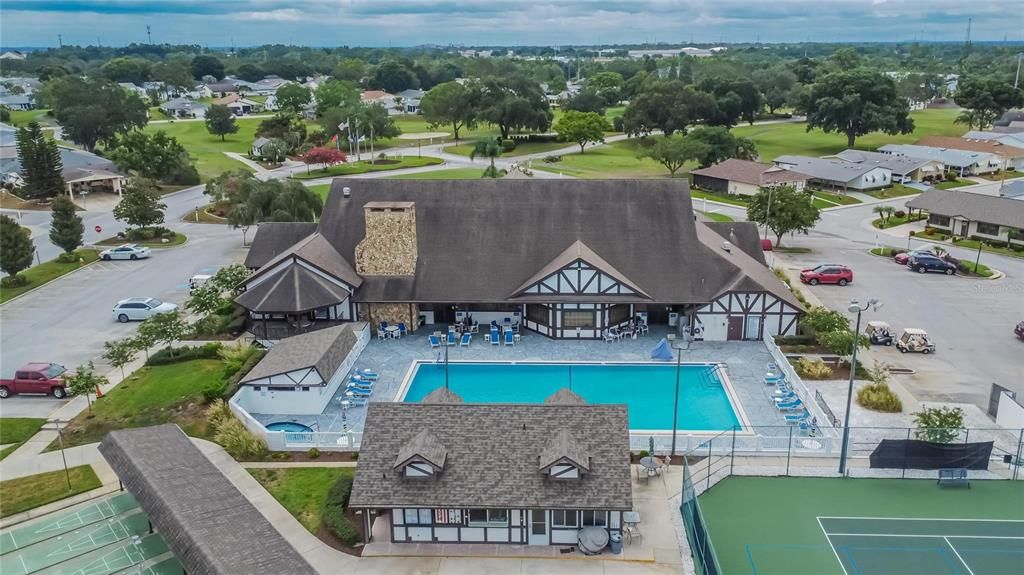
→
(213, 416, 268, 459)
(307, 447, 321, 459)
(913, 406, 964, 443)
(322, 475, 360, 546)
(205, 398, 232, 429)
(222, 348, 267, 399)
(542, 155, 562, 163)
(220, 343, 259, 377)
(894, 210, 906, 218)
(56, 252, 80, 263)
(637, 450, 649, 458)
(350, 451, 358, 461)
(146, 342, 222, 366)
(796, 357, 833, 379)
(774, 334, 816, 346)
(908, 230, 916, 237)
(612, 116, 625, 132)
(856, 382, 903, 412)
(1, 275, 29, 288)
(201, 378, 229, 403)
(499, 139, 517, 152)
(526, 133, 559, 143)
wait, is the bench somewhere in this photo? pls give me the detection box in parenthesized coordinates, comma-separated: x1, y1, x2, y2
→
(937, 468, 970, 488)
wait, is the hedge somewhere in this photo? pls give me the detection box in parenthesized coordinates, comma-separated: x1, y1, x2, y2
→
(322, 475, 360, 546)
(146, 343, 222, 366)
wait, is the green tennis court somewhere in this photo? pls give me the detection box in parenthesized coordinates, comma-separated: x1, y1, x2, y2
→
(697, 477, 1024, 575)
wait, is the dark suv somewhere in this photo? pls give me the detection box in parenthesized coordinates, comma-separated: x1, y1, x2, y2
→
(908, 253, 956, 275)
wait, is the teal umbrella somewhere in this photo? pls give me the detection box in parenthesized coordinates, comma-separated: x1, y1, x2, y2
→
(649, 436, 655, 456)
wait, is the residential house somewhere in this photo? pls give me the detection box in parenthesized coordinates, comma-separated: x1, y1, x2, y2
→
(159, 97, 208, 119)
(349, 388, 632, 546)
(690, 158, 808, 196)
(916, 135, 1024, 171)
(0, 51, 26, 60)
(250, 137, 272, 158)
(0, 94, 34, 110)
(396, 89, 424, 114)
(189, 82, 213, 100)
(773, 155, 891, 191)
(361, 90, 400, 115)
(831, 149, 944, 184)
(235, 179, 803, 343)
(960, 131, 1024, 149)
(243, 222, 319, 269)
(907, 190, 1024, 247)
(992, 110, 1024, 133)
(232, 76, 291, 96)
(212, 94, 263, 116)
(118, 82, 149, 99)
(232, 324, 368, 415)
(877, 144, 1000, 177)
(206, 80, 241, 97)
(1, 125, 128, 196)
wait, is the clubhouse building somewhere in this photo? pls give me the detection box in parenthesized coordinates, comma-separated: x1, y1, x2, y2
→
(237, 179, 802, 342)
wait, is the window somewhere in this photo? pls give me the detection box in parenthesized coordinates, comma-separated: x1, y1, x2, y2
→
(562, 310, 595, 329)
(526, 304, 549, 326)
(551, 510, 578, 528)
(976, 222, 1000, 236)
(404, 509, 432, 525)
(928, 214, 950, 227)
(608, 304, 630, 326)
(468, 509, 508, 526)
(581, 510, 607, 527)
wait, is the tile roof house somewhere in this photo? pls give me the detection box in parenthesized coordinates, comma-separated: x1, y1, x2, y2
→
(159, 97, 208, 119)
(916, 136, 1024, 171)
(877, 144, 1001, 177)
(773, 155, 892, 191)
(349, 390, 632, 546)
(690, 158, 808, 196)
(212, 94, 263, 116)
(831, 149, 944, 183)
(907, 190, 1024, 247)
(235, 179, 802, 343)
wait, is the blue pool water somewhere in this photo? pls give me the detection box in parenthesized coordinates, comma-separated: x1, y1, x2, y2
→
(265, 421, 314, 433)
(402, 362, 740, 431)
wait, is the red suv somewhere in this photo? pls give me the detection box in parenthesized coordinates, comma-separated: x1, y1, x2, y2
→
(800, 264, 853, 286)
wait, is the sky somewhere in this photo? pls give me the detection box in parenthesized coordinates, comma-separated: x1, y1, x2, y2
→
(1, 0, 1022, 48)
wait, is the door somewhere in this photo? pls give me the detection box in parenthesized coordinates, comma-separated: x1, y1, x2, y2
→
(744, 315, 762, 340)
(528, 510, 548, 545)
(959, 220, 969, 237)
(727, 317, 744, 341)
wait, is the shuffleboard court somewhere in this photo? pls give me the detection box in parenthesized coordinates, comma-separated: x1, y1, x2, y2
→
(0, 493, 139, 555)
(0, 512, 150, 575)
(36, 532, 170, 575)
(819, 517, 1024, 575)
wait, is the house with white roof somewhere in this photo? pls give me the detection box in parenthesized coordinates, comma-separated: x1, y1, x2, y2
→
(878, 144, 1001, 176)
(830, 149, 944, 184)
(773, 155, 891, 191)
(160, 97, 208, 119)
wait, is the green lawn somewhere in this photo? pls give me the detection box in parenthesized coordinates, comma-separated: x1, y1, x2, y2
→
(864, 184, 921, 200)
(143, 117, 263, 180)
(975, 170, 1024, 182)
(532, 139, 671, 178)
(248, 468, 354, 533)
(0, 249, 99, 304)
(699, 476, 1024, 575)
(959, 260, 994, 277)
(0, 418, 46, 461)
(5, 108, 53, 126)
(732, 109, 963, 162)
(147, 106, 171, 121)
(0, 465, 102, 518)
(811, 190, 862, 206)
(96, 232, 188, 248)
(914, 231, 1024, 259)
(291, 156, 443, 180)
(699, 211, 734, 222)
(869, 246, 901, 257)
(690, 189, 750, 207)
(50, 359, 224, 450)
(934, 178, 974, 189)
(382, 167, 490, 180)
(444, 140, 572, 158)
(307, 183, 332, 200)
(872, 213, 927, 229)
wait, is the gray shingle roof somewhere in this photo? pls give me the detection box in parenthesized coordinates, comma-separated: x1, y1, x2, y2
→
(395, 429, 448, 470)
(240, 323, 357, 384)
(877, 144, 995, 168)
(544, 388, 587, 405)
(349, 403, 632, 510)
(243, 222, 317, 268)
(99, 425, 317, 575)
(538, 428, 591, 472)
(906, 190, 1024, 228)
(234, 263, 351, 313)
(833, 149, 935, 175)
(422, 387, 465, 404)
(774, 155, 883, 183)
(689, 158, 807, 186)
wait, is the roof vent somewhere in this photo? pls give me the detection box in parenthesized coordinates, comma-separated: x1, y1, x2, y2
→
(342, 186, 351, 198)
(722, 241, 732, 253)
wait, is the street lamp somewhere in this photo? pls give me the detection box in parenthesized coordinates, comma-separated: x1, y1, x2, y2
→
(48, 418, 73, 491)
(669, 334, 693, 457)
(838, 298, 880, 475)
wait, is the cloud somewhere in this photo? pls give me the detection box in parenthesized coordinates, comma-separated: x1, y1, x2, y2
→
(234, 9, 305, 22)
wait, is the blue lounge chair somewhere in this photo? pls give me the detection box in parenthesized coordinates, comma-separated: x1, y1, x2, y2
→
(347, 383, 372, 393)
(349, 377, 375, 388)
(429, 335, 441, 348)
(785, 410, 810, 423)
(772, 391, 798, 403)
(490, 328, 500, 346)
(354, 368, 379, 380)
(398, 322, 407, 336)
(447, 332, 457, 346)
(459, 332, 472, 347)
(346, 388, 372, 398)
(340, 397, 367, 408)
(775, 399, 803, 411)
(504, 330, 514, 346)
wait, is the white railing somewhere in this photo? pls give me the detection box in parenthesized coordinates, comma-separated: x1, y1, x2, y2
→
(762, 331, 837, 437)
(631, 430, 836, 457)
(278, 430, 363, 450)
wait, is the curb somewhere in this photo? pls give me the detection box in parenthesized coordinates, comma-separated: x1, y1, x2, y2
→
(88, 234, 189, 251)
(820, 192, 921, 212)
(0, 257, 98, 308)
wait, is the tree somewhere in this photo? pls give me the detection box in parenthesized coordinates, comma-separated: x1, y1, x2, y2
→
(205, 104, 238, 141)
(109, 131, 198, 184)
(101, 57, 152, 84)
(554, 110, 608, 153)
(700, 78, 764, 126)
(210, 263, 250, 297)
(274, 83, 312, 114)
(469, 138, 502, 178)
(15, 122, 64, 200)
(803, 69, 914, 148)
(746, 185, 821, 247)
(687, 126, 759, 167)
(370, 60, 419, 93)
(234, 63, 265, 82)
(102, 339, 138, 380)
(49, 195, 83, 254)
(151, 61, 194, 94)
(636, 134, 708, 176)
(65, 361, 107, 412)
(563, 90, 607, 115)
(802, 306, 850, 333)
(913, 406, 965, 443)
(829, 47, 863, 71)
(41, 76, 148, 152)
(817, 328, 869, 359)
(753, 66, 797, 114)
(622, 80, 717, 136)
(207, 171, 323, 239)
(113, 179, 166, 228)
(954, 76, 1024, 130)
(420, 81, 480, 142)
(333, 58, 366, 82)
(131, 327, 156, 361)
(300, 147, 348, 174)
(478, 76, 553, 139)
(0, 214, 34, 282)
(186, 282, 226, 317)
(587, 71, 623, 104)
(191, 55, 225, 80)
(255, 113, 307, 151)
(140, 311, 189, 358)
(314, 80, 360, 116)
(259, 138, 290, 163)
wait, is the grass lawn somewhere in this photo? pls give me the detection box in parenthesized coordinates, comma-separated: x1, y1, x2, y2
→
(914, 231, 1024, 259)
(732, 108, 963, 162)
(308, 183, 332, 201)
(775, 246, 813, 253)
(690, 189, 750, 207)
(49, 359, 224, 450)
(248, 468, 354, 533)
(699, 476, 1024, 575)
(291, 156, 443, 180)
(147, 106, 171, 121)
(959, 260, 994, 277)
(143, 117, 262, 180)
(6, 108, 53, 126)
(975, 170, 1024, 182)
(444, 140, 572, 158)
(869, 246, 900, 257)
(95, 232, 188, 248)
(382, 167, 489, 180)
(532, 139, 670, 178)
(0, 249, 99, 304)
(872, 213, 927, 229)
(0, 418, 46, 461)
(864, 184, 921, 200)
(0, 465, 102, 518)
(811, 190, 862, 206)
(934, 178, 975, 189)
(699, 210, 734, 222)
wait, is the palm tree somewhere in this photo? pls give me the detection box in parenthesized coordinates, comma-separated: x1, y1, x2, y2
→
(469, 138, 503, 178)
(872, 205, 887, 224)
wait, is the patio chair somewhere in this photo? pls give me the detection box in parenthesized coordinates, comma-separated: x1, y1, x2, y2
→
(504, 330, 514, 346)
(470, 321, 480, 333)
(491, 320, 499, 329)
(447, 332, 457, 346)
(604, 330, 617, 343)
(429, 335, 441, 348)
(775, 398, 804, 411)
(398, 322, 407, 336)
(459, 332, 472, 347)
(346, 388, 372, 399)
(772, 391, 798, 403)
(350, 374, 375, 385)
(377, 329, 386, 341)
(380, 321, 388, 330)
(503, 317, 511, 324)
(354, 368, 379, 380)
(512, 322, 520, 333)
(639, 323, 649, 335)
(784, 409, 810, 423)
(490, 328, 500, 346)
(347, 382, 373, 393)
(340, 397, 367, 408)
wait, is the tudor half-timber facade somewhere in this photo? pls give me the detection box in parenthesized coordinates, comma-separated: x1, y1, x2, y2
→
(237, 179, 803, 341)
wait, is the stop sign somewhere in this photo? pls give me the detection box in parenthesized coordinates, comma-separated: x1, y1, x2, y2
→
(94, 225, 102, 233)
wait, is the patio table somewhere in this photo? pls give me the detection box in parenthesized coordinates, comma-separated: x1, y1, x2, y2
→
(385, 325, 400, 338)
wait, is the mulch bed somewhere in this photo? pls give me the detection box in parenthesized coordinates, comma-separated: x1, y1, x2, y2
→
(316, 508, 366, 556)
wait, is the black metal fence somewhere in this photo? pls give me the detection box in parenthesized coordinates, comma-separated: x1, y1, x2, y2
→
(814, 389, 841, 427)
(680, 458, 722, 575)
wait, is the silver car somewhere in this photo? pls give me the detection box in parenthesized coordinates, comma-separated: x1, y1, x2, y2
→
(112, 297, 178, 323)
(100, 244, 152, 261)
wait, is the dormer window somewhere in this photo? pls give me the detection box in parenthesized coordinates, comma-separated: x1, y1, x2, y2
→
(402, 458, 436, 478)
(538, 429, 590, 481)
(394, 429, 446, 480)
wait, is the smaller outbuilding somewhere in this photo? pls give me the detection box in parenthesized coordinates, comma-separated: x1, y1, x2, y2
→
(689, 158, 808, 196)
(907, 190, 1024, 248)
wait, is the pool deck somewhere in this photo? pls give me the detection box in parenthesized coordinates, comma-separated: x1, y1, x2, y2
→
(250, 325, 792, 434)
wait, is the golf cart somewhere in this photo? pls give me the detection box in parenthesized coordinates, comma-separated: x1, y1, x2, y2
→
(896, 328, 936, 354)
(865, 321, 895, 346)
(188, 274, 212, 293)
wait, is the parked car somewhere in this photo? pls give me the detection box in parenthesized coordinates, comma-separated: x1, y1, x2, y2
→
(0, 363, 68, 399)
(112, 297, 178, 322)
(893, 249, 933, 266)
(799, 265, 853, 286)
(100, 244, 151, 261)
(907, 254, 956, 275)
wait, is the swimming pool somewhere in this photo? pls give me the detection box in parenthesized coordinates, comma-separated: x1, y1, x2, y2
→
(400, 362, 743, 431)
(265, 421, 314, 433)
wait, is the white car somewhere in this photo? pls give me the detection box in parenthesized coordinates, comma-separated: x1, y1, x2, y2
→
(100, 244, 152, 261)
(112, 298, 178, 323)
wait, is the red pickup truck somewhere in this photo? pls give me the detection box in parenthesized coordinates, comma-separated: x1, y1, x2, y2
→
(0, 363, 69, 399)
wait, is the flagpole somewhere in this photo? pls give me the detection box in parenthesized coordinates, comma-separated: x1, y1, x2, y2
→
(370, 122, 375, 164)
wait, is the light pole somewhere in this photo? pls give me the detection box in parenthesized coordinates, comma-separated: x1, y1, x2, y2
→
(838, 298, 879, 475)
(762, 186, 774, 241)
(669, 336, 692, 457)
(49, 419, 73, 491)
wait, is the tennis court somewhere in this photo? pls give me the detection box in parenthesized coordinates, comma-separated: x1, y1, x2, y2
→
(696, 476, 1024, 575)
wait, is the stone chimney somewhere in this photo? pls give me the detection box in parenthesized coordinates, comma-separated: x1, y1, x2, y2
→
(355, 201, 417, 275)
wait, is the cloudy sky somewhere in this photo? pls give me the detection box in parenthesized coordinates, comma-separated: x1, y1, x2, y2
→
(1, 0, 1022, 48)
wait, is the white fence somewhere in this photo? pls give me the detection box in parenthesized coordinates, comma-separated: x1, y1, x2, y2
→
(229, 398, 364, 451)
(762, 331, 837, 437)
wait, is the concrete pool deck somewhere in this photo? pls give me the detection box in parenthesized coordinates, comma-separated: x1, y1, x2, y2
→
(249, 325, 793, 437)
